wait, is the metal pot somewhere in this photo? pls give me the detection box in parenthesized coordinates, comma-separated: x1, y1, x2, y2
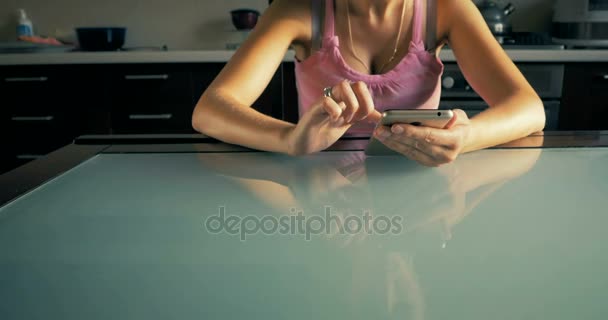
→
(76, 27, 126, 51)
(230, 9, 260, 30)
(477, 0, 515, 36)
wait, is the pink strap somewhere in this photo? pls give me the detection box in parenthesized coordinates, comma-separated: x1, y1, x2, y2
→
(412, 0, 423, 44)
(324, 0, 335, 37)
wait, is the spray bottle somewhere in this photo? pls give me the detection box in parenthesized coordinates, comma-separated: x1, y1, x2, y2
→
(16, 9, 34, 38)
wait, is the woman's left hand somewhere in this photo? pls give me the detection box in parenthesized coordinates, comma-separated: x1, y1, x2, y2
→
(373, 109, 473, 167)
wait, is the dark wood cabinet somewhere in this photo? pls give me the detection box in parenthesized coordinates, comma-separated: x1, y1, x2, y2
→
(560, 63, 608, 130)
(0, 65, 107, 172)
(281, 62, 300, 124)
(0, 62, 287, 174)
(108, 64, 195, 134)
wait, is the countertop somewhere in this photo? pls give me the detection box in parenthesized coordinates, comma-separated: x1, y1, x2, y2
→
(0, 49, 607, 65)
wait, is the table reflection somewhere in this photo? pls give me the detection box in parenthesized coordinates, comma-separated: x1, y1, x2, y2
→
(196, 147, 542, 319)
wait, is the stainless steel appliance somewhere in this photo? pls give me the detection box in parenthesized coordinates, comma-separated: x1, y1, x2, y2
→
(552, 0, 608, 47)
(439, 64, 564, 130)
(477, 0, 516, 44)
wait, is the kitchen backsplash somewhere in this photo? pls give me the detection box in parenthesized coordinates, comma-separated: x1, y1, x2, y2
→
(0, 0, 555, 50)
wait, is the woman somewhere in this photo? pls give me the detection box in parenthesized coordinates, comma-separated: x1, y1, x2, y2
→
(191, 0, 545, 166)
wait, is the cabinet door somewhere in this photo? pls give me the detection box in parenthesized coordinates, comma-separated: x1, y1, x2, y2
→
(108, 64, 195, 134)
(0, 66, 78, 170)
(560, 63, 608, 130)
(0, 65, 109, 173)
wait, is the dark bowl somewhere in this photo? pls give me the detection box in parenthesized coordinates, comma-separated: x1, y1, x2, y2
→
(76, 27, 126, 51)
(230, 9, 260, 30)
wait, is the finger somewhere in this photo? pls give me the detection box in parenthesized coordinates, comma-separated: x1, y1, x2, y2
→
(382, 138, 440, 167)
(335, 80, 360, 123)
(374, 128, 439, 167)
(350, 81, 375, 122)
(319, 96, 343, 121)
(443, 109, 459, 129)
(391, 125, 457, 164)
(366, 110, 383, 124)
(398, 123, 461, 149)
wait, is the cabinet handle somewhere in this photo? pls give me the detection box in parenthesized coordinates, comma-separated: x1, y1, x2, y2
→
(11, 116, 54, 121)
(4, 76, 49, 82)
(593, 74, 608, 83)
(124, 74, 169, 80)
(16, 154, 44, 160)
(128, 114, 173, 120)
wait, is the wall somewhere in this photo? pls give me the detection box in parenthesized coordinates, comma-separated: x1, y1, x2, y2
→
(0, 0, 268, 49)
(0, 0, 556, 50)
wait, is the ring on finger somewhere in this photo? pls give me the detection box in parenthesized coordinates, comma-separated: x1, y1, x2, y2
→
(323, 86, 334, 100)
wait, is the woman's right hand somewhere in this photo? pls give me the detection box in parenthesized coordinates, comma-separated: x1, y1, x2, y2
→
(286, 80, 382, 155)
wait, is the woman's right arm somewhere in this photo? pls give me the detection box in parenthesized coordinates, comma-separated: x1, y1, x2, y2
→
(191, 0, 308, 154)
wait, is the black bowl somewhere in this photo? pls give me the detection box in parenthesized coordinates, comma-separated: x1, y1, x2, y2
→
(230, 9, 260, 30)
(76, 27, 126, 51)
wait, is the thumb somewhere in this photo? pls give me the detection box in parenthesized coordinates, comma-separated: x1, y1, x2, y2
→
(444, 109, 467, 129)
(366, 110, 383, 124)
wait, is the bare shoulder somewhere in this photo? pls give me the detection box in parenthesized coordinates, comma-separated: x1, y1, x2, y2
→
(262, 0, 312, 44)
(429, 0, 463, 44)
(436, 0, 484, 35)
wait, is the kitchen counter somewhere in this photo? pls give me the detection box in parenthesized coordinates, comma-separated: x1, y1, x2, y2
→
(0, 49, 607, 65)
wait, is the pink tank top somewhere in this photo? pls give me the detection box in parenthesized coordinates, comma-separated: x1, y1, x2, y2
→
(294, 0, 444, 134)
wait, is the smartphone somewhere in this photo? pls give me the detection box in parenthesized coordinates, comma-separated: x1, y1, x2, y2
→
(364, 109, 455, 156)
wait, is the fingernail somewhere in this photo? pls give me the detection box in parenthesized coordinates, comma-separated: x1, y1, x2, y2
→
(391, 125, 404, 134)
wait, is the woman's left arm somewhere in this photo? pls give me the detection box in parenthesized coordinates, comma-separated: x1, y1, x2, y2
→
(375, 0, 545, 166)
(443, 0, 545, 151)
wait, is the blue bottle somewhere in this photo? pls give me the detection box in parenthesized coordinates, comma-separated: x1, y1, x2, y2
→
(17, 9, 34, 38)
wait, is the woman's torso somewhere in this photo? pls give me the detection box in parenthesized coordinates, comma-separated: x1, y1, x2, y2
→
(293, 0, 444, 134)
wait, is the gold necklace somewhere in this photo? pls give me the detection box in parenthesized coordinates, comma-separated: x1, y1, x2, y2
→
(346, 0, 406, 74)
